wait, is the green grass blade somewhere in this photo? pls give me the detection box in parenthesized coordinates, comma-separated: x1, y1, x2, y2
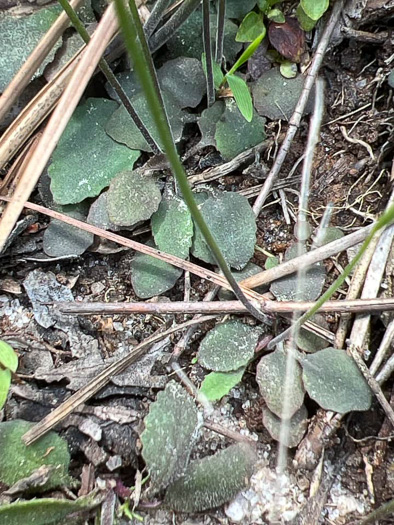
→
(226, 74, 253, 122)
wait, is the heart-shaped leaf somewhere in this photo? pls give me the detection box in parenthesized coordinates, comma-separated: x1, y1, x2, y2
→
(141, 382, 200, 492)
(214, 99, 266, 160)
(262, 404, 308, 447)
(236, 12, 266, 42)
(296, 4, 317, 31)
(105, 90, 186, 152)
(300, 0, 329, 21)
(0, 420, 72, 490)
(164, 443, 257, 512)
(256, 347, 305, 418)
(301, 348, 372, 413)
(198, 320, 261, 372)
(199, 368, 245, 401)
(106, 171, 161, 228)
(191, 191, 257, 269)
(151, 193, 193, 259)
(49, 98, 140, 205)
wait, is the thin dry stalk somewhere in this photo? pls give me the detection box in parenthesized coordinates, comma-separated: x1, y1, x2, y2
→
(0, 53, 82, 171)
(57, 297, 394, 316)
(0, 0, 85, 123)
(240, 223, 375, 289)
(252, 0, 346, 216)
(0, 3, 119, 253)
(22, 315, 217, 445)
(369, 318, 394, 376)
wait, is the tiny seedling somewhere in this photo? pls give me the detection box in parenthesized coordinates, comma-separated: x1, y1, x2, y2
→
(0, 340, 18, 411)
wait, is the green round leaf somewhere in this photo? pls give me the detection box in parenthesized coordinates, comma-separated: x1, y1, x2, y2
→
(49, 98, 140, 205)
(300, 0, 329, 21)
(164, 443, 257, 512)
(141, 382, 200, 491)
(0, 340, 18, 373)
(198, 320, 261, 372)
(43, 210, 94, 258)
(157, 57, 206, 108)
(199, 368, 245, 401)
(107, 171, 161, 228)
(105, 90, 186, 152)
(215, 99, 266, 161)
(0, 420, 72, 490)
(280, 61, 298, 79)
(151, 193, 193, 259)
(256, 347, 305, 418)
(296, 4, 317, 31)
(218, 262, 267, 300)
(296, 314, 330, 353)
(130, 239, 183, 299)
(236, 12, 266, 42)
(262, 405, 308, 448)
(191, 191, 257, 270)
(302, 348, 373, 413)
(0, 369, 11, 411)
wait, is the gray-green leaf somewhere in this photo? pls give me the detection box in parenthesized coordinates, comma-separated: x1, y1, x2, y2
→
(131, 239, 182, 299)
(301, 348, 372, 413)
(43, 209, 94, 258)
(164, 443, 257, 512)
(151, 193, 193, 259)
(198, 320, 261, 372)
(262, 405, 308, 448)
(107, 171, 161, 228)
(191, 191, 257, 269)
(215, 99, 266, 160)
(141, 382, 200, 491)
(157, 57, 206, 108)
(49, 98, 140, 205)
(198, 101, 225, 147)
(0, 420, 72, 490)
(256, 347, 305, 418)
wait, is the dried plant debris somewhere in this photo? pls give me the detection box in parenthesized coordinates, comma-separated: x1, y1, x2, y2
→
(218, 262, 267, 300)
(0, 5, 62, 92)
(49, 98, 140, 205)
(43, 208, 94, 258)
(0, 495, 100, 525)
(166, 8, 242, 63)
(214, 99, 266, 161)
(141, 382, 200, 492)
(198, 320, 261, 372)
(301, 348, 372, 413)
(151, 192, 193, 259)
(270, 242, 326, 301)
(199, 367, 246, 401)
(256, 347, 305, 419)
(106, 90, 189, 152)
(157, 57, 206, 108)
(106, 170, 161, 228)
(262, 404, 308, 448)
(130, 239, 183, 299)
(0, 420, 72, 490)
(252, 67, 314, 120)
(164, 443, 257, 512)
(296, 314, 330, 353)
(191, 191, 257, 269)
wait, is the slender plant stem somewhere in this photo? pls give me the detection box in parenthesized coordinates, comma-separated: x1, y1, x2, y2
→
(215, 0, 225, 64)
(148, 0, 201, 53)
(143, 0, 172, 39)
(202, 0, 215, 106)
(268, 204, 394, 348)
(113, 0, 268, 324)
(57, 0, 161, 154)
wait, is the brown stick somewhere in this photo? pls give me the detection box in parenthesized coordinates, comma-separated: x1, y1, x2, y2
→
(57, 297, 394, 316)
(240, 223, 374, 289)
(22, 315, 216, 445)
(0, 3, 119, 253)
(0, 0, 86, 124)
(252, 0, 346, 215)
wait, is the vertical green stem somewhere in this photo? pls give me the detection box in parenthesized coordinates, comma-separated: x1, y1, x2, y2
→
(57, 0, 161, 154)
(114, 0, 268, 324)
(202, 0, 215, 106)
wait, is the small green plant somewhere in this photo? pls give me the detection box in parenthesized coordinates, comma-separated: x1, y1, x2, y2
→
(0, 340, 18, 411)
